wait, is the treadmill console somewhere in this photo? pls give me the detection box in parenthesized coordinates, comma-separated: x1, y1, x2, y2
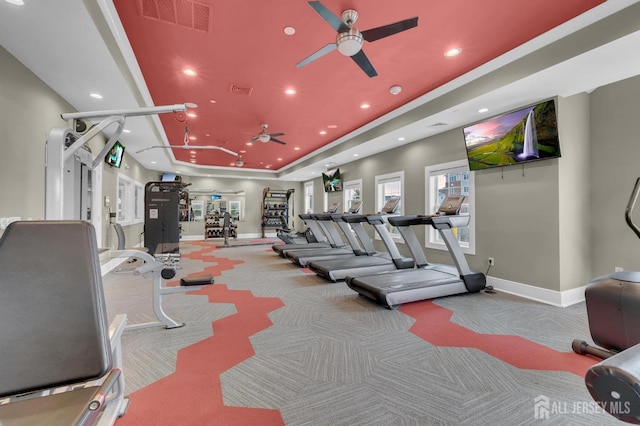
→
(437, 195, 465, 215)
(380, 197, 400, 214)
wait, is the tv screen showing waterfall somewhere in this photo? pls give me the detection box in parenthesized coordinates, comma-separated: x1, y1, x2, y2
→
(463, 99, 561, 171)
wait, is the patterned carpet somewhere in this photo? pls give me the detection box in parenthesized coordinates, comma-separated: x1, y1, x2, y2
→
(102, 241, 620, 425)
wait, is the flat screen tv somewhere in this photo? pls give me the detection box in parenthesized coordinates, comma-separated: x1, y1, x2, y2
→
(322, 168, 343, 192)
(161, 173, 177, 182)
(463, 99, 561, 171)
(105, 141, 125, 168)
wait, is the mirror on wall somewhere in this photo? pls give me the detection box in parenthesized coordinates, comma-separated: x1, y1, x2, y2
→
(186, 189, 245, 221)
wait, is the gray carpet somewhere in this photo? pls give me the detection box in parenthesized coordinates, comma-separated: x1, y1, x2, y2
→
(103, 242, 620, 425)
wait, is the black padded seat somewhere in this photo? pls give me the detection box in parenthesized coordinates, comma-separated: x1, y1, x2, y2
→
(0, 221, 123, 425)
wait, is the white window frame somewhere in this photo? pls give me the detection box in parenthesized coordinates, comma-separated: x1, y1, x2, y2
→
(229, 200, 242, 220)
(134, 183, 144, 222)
(117, 173, 144, 226)
(424, 159, 476, 255)
(304, 181, 314, 213)
(374, 171, 404, 241)
(343, 179, 363, 213)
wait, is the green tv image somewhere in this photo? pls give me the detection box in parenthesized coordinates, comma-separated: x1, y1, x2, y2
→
(463, 99, 561, 171)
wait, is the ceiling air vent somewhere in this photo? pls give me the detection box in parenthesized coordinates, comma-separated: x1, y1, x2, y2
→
(428, 122, 448, 128)
(140, 0, 211, 32)
(228, 83, 254, 96)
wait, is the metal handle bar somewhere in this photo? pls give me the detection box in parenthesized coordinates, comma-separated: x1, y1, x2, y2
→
(625, 177, 640, 240)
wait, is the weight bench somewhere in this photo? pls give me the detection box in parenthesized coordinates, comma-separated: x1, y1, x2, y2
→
(0, 221, 128, 425)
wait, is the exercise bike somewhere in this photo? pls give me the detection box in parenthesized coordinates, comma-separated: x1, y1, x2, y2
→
(573, 177, 640, 359)
(575, 178, 640, 423)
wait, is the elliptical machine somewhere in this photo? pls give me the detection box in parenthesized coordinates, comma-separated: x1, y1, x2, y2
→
(573, 177, 640, 359)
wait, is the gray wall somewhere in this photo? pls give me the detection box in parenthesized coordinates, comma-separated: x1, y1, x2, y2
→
(590, 74, 640, 277)
(0, 45, 73, 220)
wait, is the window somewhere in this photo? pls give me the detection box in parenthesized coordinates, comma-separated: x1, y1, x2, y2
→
(425, 159, 475, 254)
(304, 181, 314, 213)
(116, 174, 133, 225)
(229, 200, 242, 220)
(375, 171, 404, 239)
(134, 183, 144, 222)
(343, 179, 362, 212)
(117, 173, 144, 226)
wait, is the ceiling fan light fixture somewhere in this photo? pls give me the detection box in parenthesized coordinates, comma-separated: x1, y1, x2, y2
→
(336, 28, 363, 56)
(258, 134, 271, 143)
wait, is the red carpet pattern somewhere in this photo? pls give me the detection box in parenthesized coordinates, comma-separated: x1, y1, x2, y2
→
(400, 300, 598, 377)
(117, 244, 285, 425)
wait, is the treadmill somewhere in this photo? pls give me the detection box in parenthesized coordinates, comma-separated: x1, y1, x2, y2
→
(286, 212, 364, 267)
(345, 195, 486, 309)
(308, 198, 414, 282)
(274, 202, 360, 258)
(272, 213, 332, 257)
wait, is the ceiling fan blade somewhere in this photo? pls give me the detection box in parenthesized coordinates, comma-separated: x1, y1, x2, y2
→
(297, 43, 337, 68)
(351, 50, 378, 77)
(270, 138, 287, 145)
(269, 132, 285, 138)
(250, 136, 259, 142)
(308, 1, 349, 32)
(361, 17, 418, 42)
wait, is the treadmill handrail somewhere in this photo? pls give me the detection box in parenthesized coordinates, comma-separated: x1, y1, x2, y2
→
(625, 177, 640, 240)
(342, 215, 369, 223)
(387, 214, 469, 229)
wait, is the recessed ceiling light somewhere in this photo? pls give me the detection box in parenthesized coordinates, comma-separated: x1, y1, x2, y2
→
(209, 99, 216, 104)
(327, 124, 337, 129)
(246, 142, 253, 146)
(284, 26, 296, 35)
(444, 48, 462, 58)
(294, 147, 300, 150)
(189, 136, 196, 140)
(478, 107, 489, 113)
(389, 85, 402, 95)
(285, 88, 296, 95)
(90, 93, 103, 99)
(182, 68, 197, 77)
(360, 103, 370, 109)
(277, 158, 283, 161)
(187, 113, 197, 118)
(239, 150, 246, 154)
(398, 137, 405, 141)
(122, 129, 131, 133)
(266, 165, 272, 168)
(319, 130, 327, 135)
(151, 161, 157, 164)
(353, 154, 359, 157)
(5, 0, 24, 5)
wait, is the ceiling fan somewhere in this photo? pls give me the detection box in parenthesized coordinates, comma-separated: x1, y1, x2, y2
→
(297, 1, 418, 77)
(136, 126, 238, 157)
(249, 124, 286, 145)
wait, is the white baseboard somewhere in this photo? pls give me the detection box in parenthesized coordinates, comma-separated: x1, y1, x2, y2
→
(180, 235, 204, 241)
(487, 276, 586, 307)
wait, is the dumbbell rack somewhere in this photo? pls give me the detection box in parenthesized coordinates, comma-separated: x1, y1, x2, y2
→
(261, 187, 294, 238)
(204, 213, 237, 240)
